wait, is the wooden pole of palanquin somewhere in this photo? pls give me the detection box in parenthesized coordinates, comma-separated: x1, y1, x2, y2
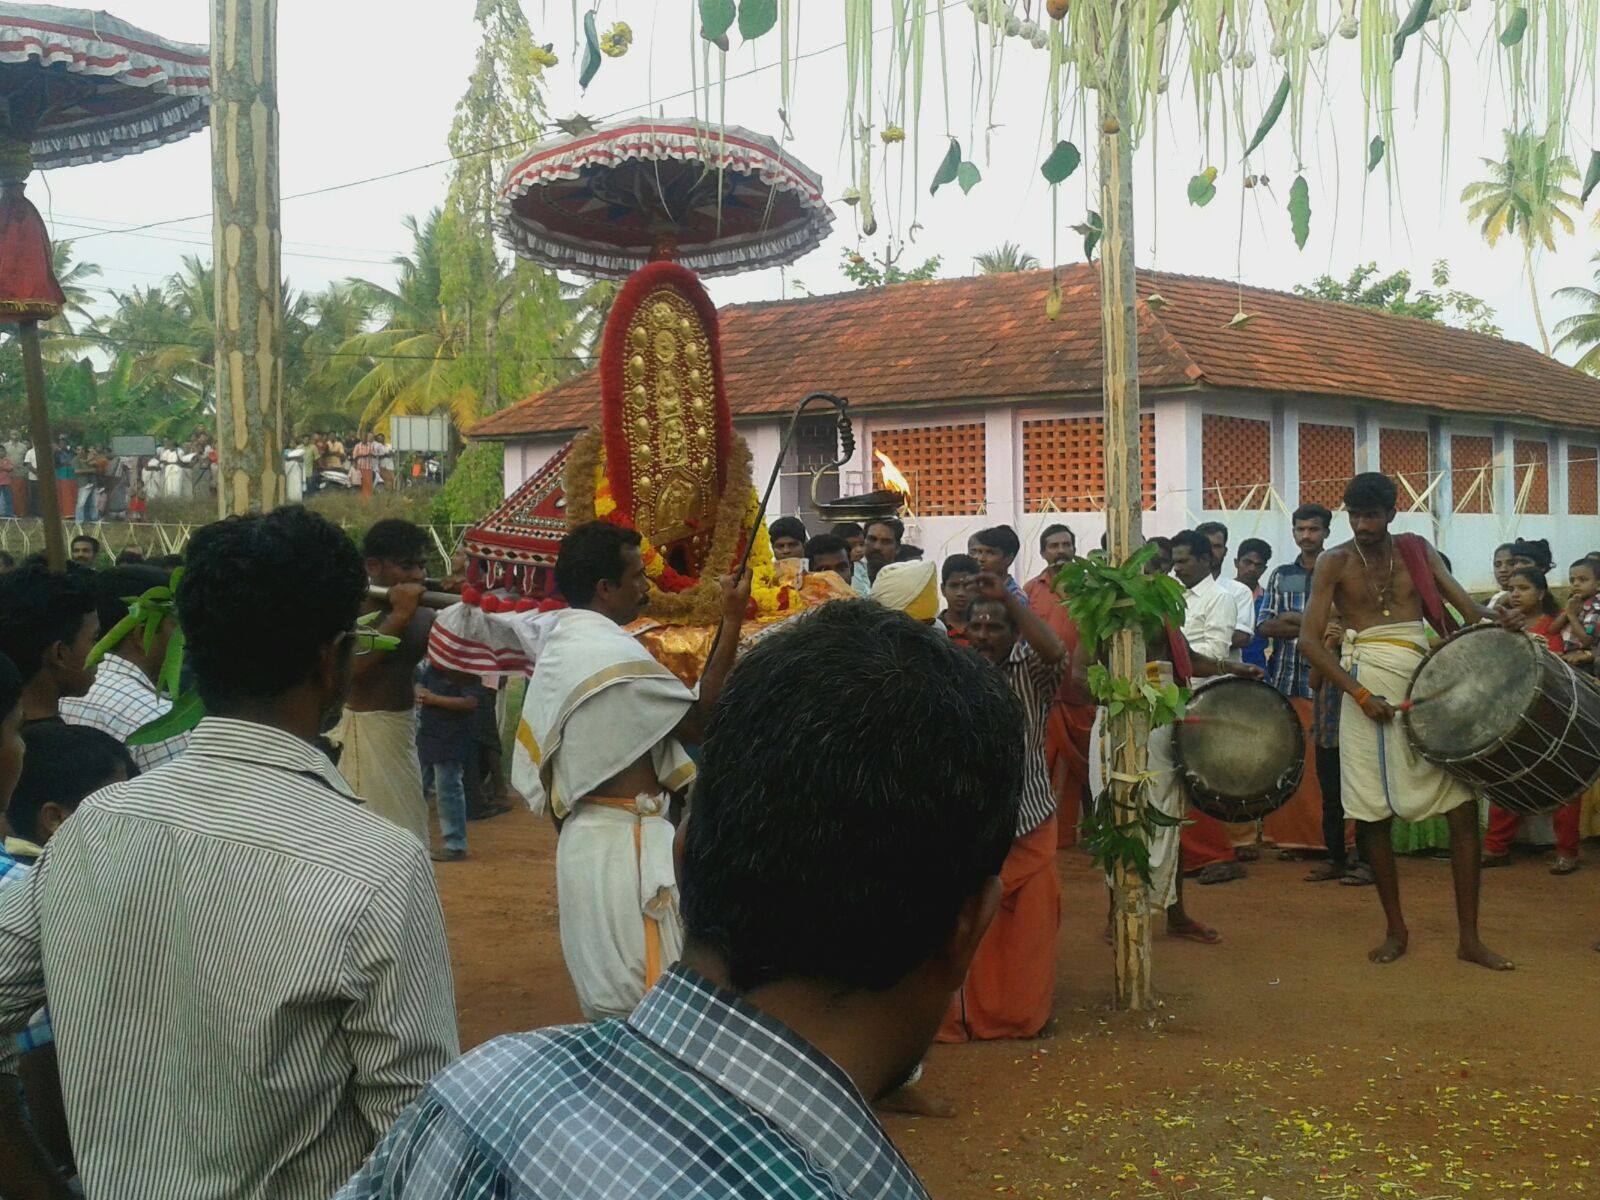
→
(1097, 1, 1153, 1011)
(211, 0, 284, 516)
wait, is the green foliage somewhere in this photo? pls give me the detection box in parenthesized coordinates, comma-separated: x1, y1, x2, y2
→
(1289, 175, 1312, 251)
(840, 247, 942, 288)
(973, 243, 1040, 275)
(1367, 136, 1386, 174)
(1244, 74, 1291, 157)
(1040, 140, 1080, 185)
(1293, 261, 1502, 338)
(1552, 254, 1600, 374)
(1055, 545, 1187, 662)
(431, 440, 505, 525)
(1187, 171, 1217, 206)
(930, 137, 961, 193)
(699, 0, 736, 42)
(738, 0, 777, 40)
(578, 9, 602, 89)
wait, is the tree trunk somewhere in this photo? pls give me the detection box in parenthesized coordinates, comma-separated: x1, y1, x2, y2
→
(211, 0, 284, 516)
(1525, 243, 1551, 356)
(482, 152, 501, 415)
(1098, 6, 1153, 1012)
(18, 321, 66, 569)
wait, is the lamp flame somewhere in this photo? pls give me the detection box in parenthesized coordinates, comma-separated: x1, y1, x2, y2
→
(874, 450, 911, 498)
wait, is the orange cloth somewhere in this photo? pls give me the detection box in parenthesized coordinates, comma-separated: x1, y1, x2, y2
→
(9, 480, 25, 516)
(1181, 810, 1244, 872)
(938, 815, 1060, 1043)
(55, 477, 76, 516)
(1259, 696, 1329, 851)
(1024, 573, 1093, 850)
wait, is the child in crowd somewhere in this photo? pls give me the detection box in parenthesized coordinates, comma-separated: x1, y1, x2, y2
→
(1553, 556, 1600, 673)
(416, 662, 485, 862)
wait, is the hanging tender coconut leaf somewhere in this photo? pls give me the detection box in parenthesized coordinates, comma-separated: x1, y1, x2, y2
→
(1392, 0, 1432, 60)
(127, 689, 206, 747)
(957, 161, 982, 193)
(930, 137, 961, 194)
(1289, 174, 1311, 250)
(579, 10, 602, 89)
(1582, 151, 1600, 205)
(1041, 140, 1082, 185)
(1500, 6, 1528, 46)
(738, 0, 778, 41)
(1187, 171, 1217, 206)
(1367, 135, 1386, 173)
(1244, 74, 1292, 157)
(1158, 0, 1180, 20)
(700, 0, 737, 42)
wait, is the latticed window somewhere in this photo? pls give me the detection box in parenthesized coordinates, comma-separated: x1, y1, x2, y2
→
(1022, 412, 1156, 512)
(1570, 444, 1598, 516)
(1451, 435, 1495, 514)
(1512, 438, 1549, 515)
(1201, 414, 1271, 509)
(1298, 423, 1355, 511)
(1379, 428, 1431, 509)
(871, 422, 986, 516)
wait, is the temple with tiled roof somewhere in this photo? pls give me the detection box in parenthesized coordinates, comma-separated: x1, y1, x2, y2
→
(470, 265, 1600, 589)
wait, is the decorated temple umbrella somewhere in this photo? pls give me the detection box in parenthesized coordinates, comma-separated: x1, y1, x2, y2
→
(0, 4, 208, 566)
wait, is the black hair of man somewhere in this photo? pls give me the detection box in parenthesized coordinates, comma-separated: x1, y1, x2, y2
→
(864, 515, 904, 542)
(151, 554, 185, 570)
(942, 552, 980, 585)
(681, 600, 1023, 992)
(362, 517, 429, 565)
(0, 564, 99, 682)
(1038, 523, 1073, 554)
(1193, 520, 1228, 546)
(830, 521, 864, 540)
(897, 544, 924, 561)
(1572, 557, 1600, 572)
(768, 515, 809, 545)
(71, 534, 101, 555)
(804, 533, 849, 564)
(115, 548, 145, 566)
(966, 594, 1013, 629)
(1149, 535, 1173, 554)
(93, 565, 173, 639)
(1169, 529, 1213, 564)
(1342, 471, 1398, 512)
(1509, 537, 1554, 573)
(1237, 537, 1272, 562)
(555, 520, 643, 607)
(178, 506, 366, 711)
(1291, 503, 1333, 530)
(8, 722, 137, 842)
(971, 524, 1021, 559)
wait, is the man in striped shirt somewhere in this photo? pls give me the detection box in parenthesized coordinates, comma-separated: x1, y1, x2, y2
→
(0, 506, 459, 1200)
(939, 571, 1068, 1043)
(341, 600, 1024, 1199)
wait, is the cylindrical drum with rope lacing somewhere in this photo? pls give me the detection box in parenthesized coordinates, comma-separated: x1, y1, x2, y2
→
(1402, 624, 1600, 815)
(1172, 676, 1306, 823)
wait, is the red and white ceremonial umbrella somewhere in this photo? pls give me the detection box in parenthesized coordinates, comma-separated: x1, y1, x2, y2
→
(0, 3, 208, 566)
(497, 116, 834, 279)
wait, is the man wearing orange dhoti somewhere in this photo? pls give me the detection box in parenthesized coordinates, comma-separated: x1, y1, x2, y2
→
(939, 572, 1068, 1042)
(1024, 524, 1096, 850)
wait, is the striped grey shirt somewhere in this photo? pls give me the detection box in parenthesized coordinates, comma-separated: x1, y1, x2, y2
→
(0, 717, 460, 1199)
(1004, 640, 1068, 837)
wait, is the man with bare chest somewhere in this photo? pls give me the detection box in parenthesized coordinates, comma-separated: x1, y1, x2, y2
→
(1298, 473, 1513, 970)
(329, 519, 434, 844)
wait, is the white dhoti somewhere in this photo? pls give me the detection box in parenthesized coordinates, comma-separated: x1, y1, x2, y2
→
(327, 708, 428, 844)
(557, 792, 684, 1020)
(1089, 662, 1184, 913)
(1340, 621, 1475, 824)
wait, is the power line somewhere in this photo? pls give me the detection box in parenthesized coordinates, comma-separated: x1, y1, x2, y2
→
(21, 327, 594, 365)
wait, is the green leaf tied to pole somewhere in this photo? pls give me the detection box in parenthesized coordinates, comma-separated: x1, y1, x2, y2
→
(1245, 74, 1292, 157)
(1583, 151, 1600, 205)
(579, 9, 602, 89)
(957, 160, 982, 193)
(930, 137, 961, 193)
(1289, 174, 1312, 250)
(738, 0, 777, 41)
(1367, 136, 1386, 174)
(1041, 140, 1081, 185)
(700, 0, 736, 45)
(1392, 0, 1432, 61)
(1500, 6, 1528, 47)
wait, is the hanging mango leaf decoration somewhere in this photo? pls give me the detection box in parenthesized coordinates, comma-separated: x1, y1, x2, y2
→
(1187, 168, 1217, 206)
(1500, 7, 1529, 47)
(1582, 151, 1600, 205)
(1073, 211, 1104, 260)
(578, 9, 602, 90)
(1289, 174, 1312, 250)
(700, 0, 736, 48)
(1367, 135, 1386, 174)
(1392, 0, 1432, 61)
(738, 0, 777, 41)
(957, 160, 982, 193)
(86, 570, 186, 697)
(930, 137, 961, 194)
(1041, 140, 1081, 185)
(1245, 74, 1292, 157)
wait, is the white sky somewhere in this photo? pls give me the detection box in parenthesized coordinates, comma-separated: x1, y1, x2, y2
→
(33, 2, 1600, 368)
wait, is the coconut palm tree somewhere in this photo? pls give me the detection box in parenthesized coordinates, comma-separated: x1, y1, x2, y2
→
(37, 240, 104, 360)
(1461, 128, 1580, 355)
(1553, 254, 1600, 374)
(973, 242, 1041, 274)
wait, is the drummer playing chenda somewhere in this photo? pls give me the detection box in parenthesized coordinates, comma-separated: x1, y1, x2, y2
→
(1298, 472, 1518, 970)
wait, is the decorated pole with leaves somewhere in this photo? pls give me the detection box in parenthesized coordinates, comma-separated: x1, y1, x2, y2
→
(211, 0, 284, 516)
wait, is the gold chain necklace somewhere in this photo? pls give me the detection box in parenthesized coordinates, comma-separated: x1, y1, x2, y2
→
(1352, 538, 1396, 618)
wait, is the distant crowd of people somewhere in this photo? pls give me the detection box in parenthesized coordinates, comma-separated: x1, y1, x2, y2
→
(0, 430, 217, 524)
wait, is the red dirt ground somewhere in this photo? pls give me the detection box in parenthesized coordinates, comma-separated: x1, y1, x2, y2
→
(435, 809, 1599, 1199)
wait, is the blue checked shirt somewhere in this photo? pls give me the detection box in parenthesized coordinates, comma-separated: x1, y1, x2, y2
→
(1258, 560, 1315, 699)
(339, 965, 931, 1200)
(0, 849, 51, 1062)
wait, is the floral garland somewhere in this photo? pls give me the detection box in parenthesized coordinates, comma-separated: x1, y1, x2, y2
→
(564, 427, 796, 625)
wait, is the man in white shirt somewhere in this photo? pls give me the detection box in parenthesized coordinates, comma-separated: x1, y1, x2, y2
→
(1173, 529, 1239, 669)
(1194, 521, 1255, 660)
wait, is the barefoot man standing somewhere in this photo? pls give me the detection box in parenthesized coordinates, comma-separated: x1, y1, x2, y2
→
(1298, 473, 1514, 970)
